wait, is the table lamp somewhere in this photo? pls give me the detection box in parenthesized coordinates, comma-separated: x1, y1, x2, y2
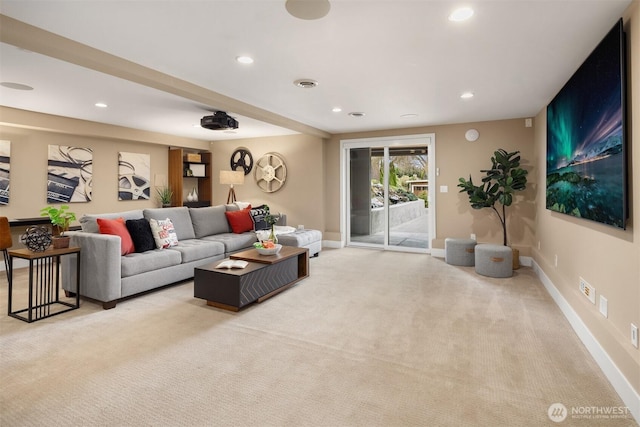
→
(219, 170, 245, 204)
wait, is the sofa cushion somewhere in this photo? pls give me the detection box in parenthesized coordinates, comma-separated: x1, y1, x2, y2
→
(167, 239, 225, 263)
(144, 207, 196, 240)
(121, 249, 182, 278)
(97, 217, 135, 256)
(225, 207, 254, 234)
(189, 205, 231, 238)
(126, 218, 156, 253)
(204, 232, 258, 253)
(149, 218, 179, 249)
(80, 209, 143, 233)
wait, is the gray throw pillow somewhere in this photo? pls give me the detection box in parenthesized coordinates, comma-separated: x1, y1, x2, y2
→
(189, 205, 231, 238)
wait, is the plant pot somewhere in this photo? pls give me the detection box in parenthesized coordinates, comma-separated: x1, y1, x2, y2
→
(52, 235, 70, 249)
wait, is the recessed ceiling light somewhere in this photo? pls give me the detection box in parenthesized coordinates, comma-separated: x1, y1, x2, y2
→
(294, 79, 318, 88)
(460, 92, 474, 99)
(348, 112, 366, 118)
(1, 82, 34, 90)
(449, 7, 474, 22)
(332, 107, 342, 113)
(95, 102, 108, 108)
(236, 56, 254, 64)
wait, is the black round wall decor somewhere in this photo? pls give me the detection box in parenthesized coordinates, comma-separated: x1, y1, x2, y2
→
(230, 148, 254, 175)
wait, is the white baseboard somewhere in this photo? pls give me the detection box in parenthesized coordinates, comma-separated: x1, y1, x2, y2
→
(322, 240, 344, 249)
(532, 260, 640, 424)
(431, 248, 445, 258)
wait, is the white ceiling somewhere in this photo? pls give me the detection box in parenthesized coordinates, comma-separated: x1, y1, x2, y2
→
(0, 0, 632, 142)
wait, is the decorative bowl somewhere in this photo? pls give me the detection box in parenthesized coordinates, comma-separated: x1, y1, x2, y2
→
(255, 244, 282, 255)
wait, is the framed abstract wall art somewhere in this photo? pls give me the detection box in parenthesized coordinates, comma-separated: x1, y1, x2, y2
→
(0, 140, 10, 205)
(118, 152, 150, 200)
(47, 145, 93, 203)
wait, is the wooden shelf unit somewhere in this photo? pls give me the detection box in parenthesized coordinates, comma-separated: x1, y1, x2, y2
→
(168, 148, 212, 207)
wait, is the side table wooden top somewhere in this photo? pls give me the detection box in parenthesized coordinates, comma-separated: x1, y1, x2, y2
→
(9, 246, 81, 260)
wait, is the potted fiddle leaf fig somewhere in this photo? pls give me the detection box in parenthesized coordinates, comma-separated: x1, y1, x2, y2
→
(457, 149, 528, 266)
(40, 205, 77, 248)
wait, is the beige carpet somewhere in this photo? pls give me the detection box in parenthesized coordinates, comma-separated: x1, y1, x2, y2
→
(0, 248, 636, 426)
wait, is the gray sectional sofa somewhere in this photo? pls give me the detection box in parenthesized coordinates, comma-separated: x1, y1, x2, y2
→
(61, 205, 268, 309)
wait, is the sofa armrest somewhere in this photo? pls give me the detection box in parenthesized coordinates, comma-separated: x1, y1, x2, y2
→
(62, 231, 122, 303)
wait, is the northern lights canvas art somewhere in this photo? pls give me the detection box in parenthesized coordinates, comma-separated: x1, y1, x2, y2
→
(546, 19, 627, 229)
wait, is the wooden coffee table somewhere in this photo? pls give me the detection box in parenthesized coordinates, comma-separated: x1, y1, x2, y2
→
(193, 246, 309, 311)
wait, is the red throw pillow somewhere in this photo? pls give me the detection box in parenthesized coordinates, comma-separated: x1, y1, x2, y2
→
(97, 217, 135, 255)
(225, 207, 254, 234)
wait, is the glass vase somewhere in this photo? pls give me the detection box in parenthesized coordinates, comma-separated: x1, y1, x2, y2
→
(268, 225, 278, 244)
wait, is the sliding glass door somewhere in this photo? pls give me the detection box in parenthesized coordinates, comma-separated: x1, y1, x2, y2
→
(343, 135, 434, 253)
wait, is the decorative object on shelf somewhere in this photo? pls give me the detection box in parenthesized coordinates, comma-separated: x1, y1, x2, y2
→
(184, 153, 201, 163)
(118, 152, 151, 200)
(457, 149, 528, 269)
(254, 152, 287, 193)
(220, 170, 245, 204)
(187, 188, 198, 202)
(40, 204, 77, 249)
(20, 226, 52, 252)
(184, 166, 193, 177)
(156, 186, 173, 207)
(190, 163, 206, 177)
(230, 148, 254, 175)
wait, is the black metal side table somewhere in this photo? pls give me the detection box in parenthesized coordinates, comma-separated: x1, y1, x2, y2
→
(8, 246, 80, 323)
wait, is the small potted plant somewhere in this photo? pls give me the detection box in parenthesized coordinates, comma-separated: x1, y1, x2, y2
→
(40, 205, 77, 248)
(264, 206, 281, 244)
(156, 186, 173, 208)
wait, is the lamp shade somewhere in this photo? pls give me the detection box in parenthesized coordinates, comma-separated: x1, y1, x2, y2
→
(219, 170, 245, 185)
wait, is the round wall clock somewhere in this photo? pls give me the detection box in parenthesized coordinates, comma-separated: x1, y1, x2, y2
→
(230, 148, 253, 175)
(254, 152, 287, 193)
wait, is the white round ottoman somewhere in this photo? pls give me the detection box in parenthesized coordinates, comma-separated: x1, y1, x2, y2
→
(445, 238, 477, 266)
(474, 244, 513, 278)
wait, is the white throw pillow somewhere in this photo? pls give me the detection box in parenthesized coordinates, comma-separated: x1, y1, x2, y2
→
(149, 218, 179, 249)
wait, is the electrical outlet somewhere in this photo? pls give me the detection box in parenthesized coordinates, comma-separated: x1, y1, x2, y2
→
(632, 324, 638, 349)
(470, 233, 476, 241)
(599, 295, 608, 318)
(554, 254, 558, 267)
(579, 277, 596, 304)
(537, 240, 541, 250)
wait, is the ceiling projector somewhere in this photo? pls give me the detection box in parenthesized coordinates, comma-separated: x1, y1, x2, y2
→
(201, 111, 239, 130)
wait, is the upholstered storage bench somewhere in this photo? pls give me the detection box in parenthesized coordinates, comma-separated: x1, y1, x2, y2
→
(445, 238, 476, 266)
(277, 229, 322, 257)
